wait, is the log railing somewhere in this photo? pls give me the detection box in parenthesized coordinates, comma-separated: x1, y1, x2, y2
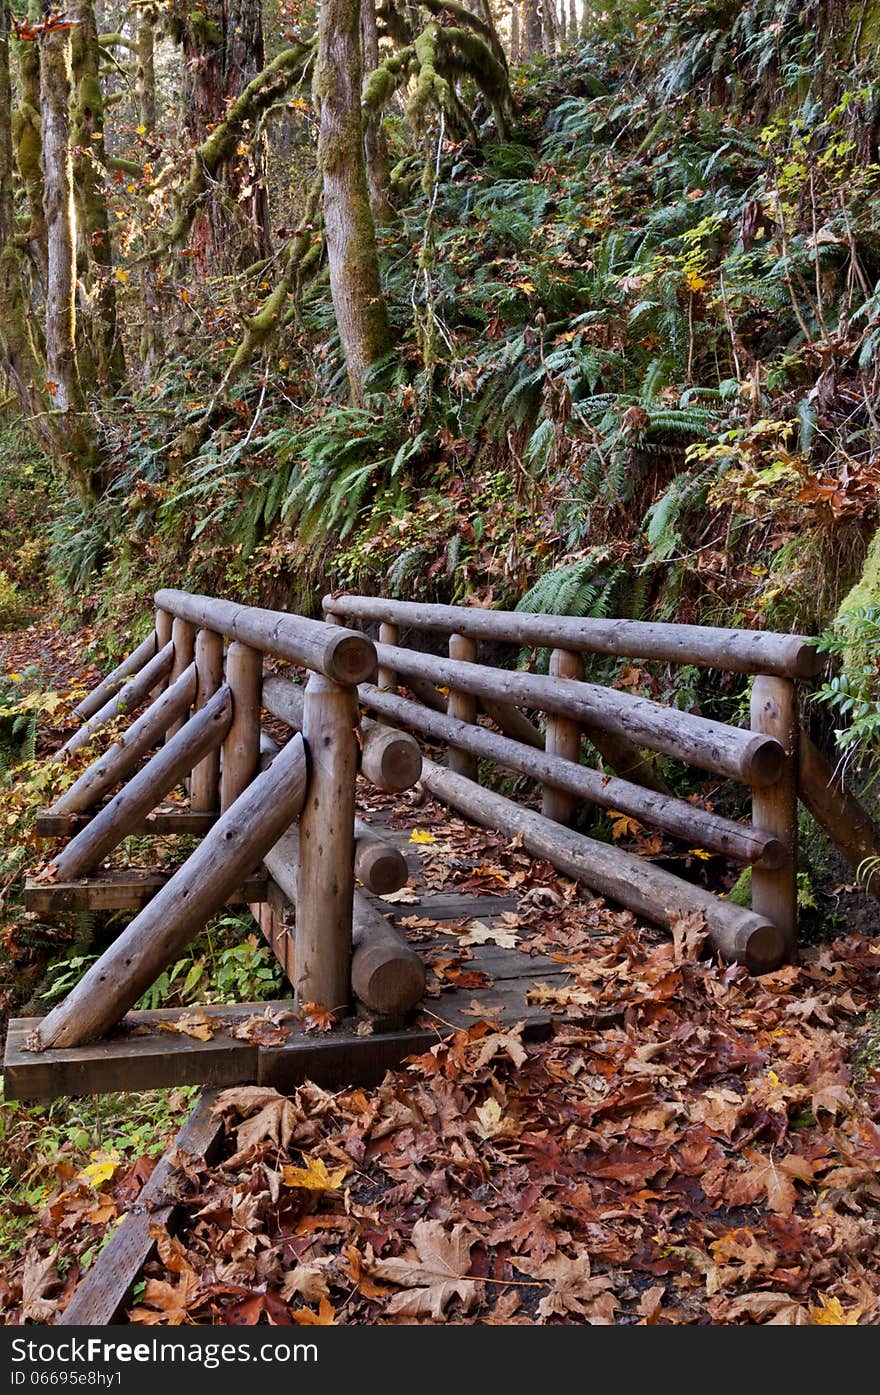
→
(322, 592, 880, 965)
(17, 587, 880, 1075)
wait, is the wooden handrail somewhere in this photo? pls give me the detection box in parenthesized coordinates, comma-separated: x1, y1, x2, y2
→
(369, 640, 784, 786)
(323, 594, 823, 678)
(155, 588, 376, 683)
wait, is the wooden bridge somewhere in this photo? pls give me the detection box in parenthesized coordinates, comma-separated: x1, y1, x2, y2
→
(5, 588, 878, 1103)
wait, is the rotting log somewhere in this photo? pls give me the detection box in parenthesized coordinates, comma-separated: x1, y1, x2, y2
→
(296, 675, 357, 1012)
(220, 642, 262, 811)
(155, 588, 376, 685)
(57, 643, 175, 759)
(51, 664, 198, 816)
(166, 618, 196, 740)
(798, 732, 880, 900)
(542, 648, 582, 824)
(359, 685, 784, 866)
(419, 758, 784, 972)
(262, 672, 421, 791)
(324, 594, 823, 678)
(447, 633, 479, 780)
(191, 629, 224, 812)
(750, 676, 799, 957)
(72, 632, 158, 722)
(34, 733, 309, 1049)
(51, 686, 233, 881)
(263, 825, 425, 1015)
(368, 644, 785, 786)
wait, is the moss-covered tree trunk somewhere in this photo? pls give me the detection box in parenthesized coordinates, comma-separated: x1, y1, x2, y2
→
(181, 0, 272, 270)
(136, 3, 165, 380)
(523, 0, 541, 54)
(71, 0, 125, 390)
(316, 0, 392, 403)
(510, 0, 521, 60)
(361, 0, 393, 223)
(13, 20, 47, 283)
(39, 27, 108, 500)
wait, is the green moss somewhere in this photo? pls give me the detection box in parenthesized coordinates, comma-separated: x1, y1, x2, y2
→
(837, 527, 880, 620)
(13, 104, 41, 184)
(728, 867, 751, 907)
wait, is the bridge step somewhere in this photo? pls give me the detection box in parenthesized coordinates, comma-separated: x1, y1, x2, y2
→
(35, 809, 219, 838)
(24, 869, 268, 914)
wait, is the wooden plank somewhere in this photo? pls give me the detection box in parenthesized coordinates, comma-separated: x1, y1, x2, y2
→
(36, 809, 219, 837)
(58, 1092, 224, 1326)
(385, 892, 519, 918)
(3, 1014, 259, 1101)
(257, 1023, 440, 1091)
(24, 870, 268, 914)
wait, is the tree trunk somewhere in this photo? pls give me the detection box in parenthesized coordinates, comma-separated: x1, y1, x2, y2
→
(361, 0, 393, 223)
(180, 0, 271, 270)
(541, 0, 557, 54)
(510, 0, 521, 61)
(316, 0, 392, 403)
(524, 0, 542, 54)
(70, 0, 124, 390)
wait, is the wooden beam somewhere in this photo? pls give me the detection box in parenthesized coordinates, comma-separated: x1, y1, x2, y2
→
(57, 1093, 224, 1325)
(220, 642, 262, 811)
(51, 686, 233, 881)
(24, 870, 268, 914)
(33, 734, 309, 1049)
(191, 628, 224, 812)
(542, 648, 583, 824)
(750, 676, 799, 957)
(419, 757, 785, 972)
(57, 643, 175, 760)
(72, 632, 158, 723)
(368, 641, 785, 786)
(447, 633, 479, 780)
(296, 675, 357, 1012)
(323, 594, 823, 678)
(36, 809, 218, 837)
(166, 617, 196, 740)
(358, 684, 785, 867)
(50, 665, 198, 816)
(798, 731, 880, 900)
(155, 588, 377, 684)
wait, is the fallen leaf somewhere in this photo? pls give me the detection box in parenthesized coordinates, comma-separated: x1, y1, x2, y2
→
(368, 1220, 483, 1320)
(282, 1154, 349, 1192)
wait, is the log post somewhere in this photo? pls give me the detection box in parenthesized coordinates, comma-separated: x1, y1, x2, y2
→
(152, 607, 173, 699)
(220, 642, 263, 812)
(165, 618, 196, 741)
(35, 734, 309, 1049)
(750, 675, 799, 958)
(354, 819, 410, 894)
(378, 622, 399, 691)
(296, 675, 358, 1012)
(191, 629, 224, 813)
(447, 633, 479, 780)
(542, 648, 583, 824)
(359, 724, 422, 792)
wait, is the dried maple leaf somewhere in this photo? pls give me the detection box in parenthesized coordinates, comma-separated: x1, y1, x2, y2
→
(300, 1001, 335, 1032)
(231, 1008, 293, 1048)
(128, 1268, 201, 1324)
(718, 1291, 810, 1324)
(810, 1294, 861, 1325)
(725, 1149, 817, 1215)
(280, 1259, 333, 1305)
(213, 1086, 298, 1165)
(157, 1010, 216, 1042)
(472, 1022, 527, 1071)
(368, 1220, 483, 1320)
(282, 1154, 349, 1192)
(20, 1252, 59, 1323)
(457, 919, 520, 949)
(517, 1250, 618, 1323)
(292, 1297, 337, 1325)
(670, 909, 708, 963)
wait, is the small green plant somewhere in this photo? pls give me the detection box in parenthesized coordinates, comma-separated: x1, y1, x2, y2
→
(814, 607, 880, 777)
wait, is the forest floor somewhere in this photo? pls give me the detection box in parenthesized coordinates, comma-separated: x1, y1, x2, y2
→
(1, 618, 879, 1325)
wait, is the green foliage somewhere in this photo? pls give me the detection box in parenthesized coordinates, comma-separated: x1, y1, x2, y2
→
(815, 608, 880, 775)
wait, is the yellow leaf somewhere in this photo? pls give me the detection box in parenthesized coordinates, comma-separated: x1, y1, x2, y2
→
(685, 269, 707, 292)
(409, 829, 436, 844)
(78, 1149, 121, 1188)
(115, 268, 129, 284)
(687, 847, 711, 860)
(292, 1296, 336, 1325)
(810, 1295, 860, 1325)
(282, 1154, 349, 1192)
(136, 124, 147, 134)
